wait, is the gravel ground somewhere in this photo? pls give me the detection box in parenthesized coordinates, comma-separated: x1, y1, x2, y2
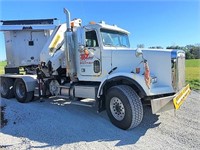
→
(0, 91, 200, 150)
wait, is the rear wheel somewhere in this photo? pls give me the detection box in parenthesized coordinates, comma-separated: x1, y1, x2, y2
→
(1, 77, 15, 99)
(106, 85, 143, 130)
(14, 79, 33, 103)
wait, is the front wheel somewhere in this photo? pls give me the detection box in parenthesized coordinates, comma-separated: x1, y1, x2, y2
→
(14, 79, 33, 103)
(106, 85, 143, 130)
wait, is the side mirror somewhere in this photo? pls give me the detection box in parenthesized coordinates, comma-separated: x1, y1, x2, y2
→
(135, 48, 143, 57)
(77, 27, 86, 48)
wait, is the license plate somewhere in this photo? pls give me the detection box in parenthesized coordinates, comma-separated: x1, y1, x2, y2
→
(173, 84, 191, 110)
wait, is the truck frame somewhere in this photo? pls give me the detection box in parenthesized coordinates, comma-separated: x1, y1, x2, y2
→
(0, 8, 191, 130)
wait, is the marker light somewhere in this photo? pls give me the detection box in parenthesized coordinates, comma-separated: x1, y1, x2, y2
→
(89, 21, 96, 24)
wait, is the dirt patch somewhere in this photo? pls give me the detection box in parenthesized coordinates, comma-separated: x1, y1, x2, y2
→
(0, 106, 8, 128)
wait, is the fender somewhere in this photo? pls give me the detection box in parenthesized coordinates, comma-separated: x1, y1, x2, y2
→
(97, 72, 149, 98)
(0, 74, 37, 92)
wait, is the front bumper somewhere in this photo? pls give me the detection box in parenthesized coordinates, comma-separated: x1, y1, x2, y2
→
(151, 84, 191, 114)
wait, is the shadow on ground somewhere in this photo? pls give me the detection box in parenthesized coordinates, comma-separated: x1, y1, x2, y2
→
(1, 98, 160, 148)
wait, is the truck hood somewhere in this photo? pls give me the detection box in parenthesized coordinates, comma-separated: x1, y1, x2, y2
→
(111, 49, 141, 72)
(111, 48, 174, 87)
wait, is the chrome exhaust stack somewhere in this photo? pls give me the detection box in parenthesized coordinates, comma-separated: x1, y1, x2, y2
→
(63, 8, 77, 82)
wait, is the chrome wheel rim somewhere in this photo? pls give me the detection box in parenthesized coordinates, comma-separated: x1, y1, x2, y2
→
(110, 97, 125, 121)
(16, 82, 26, 98)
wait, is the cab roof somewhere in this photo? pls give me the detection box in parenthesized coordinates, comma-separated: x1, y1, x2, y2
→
(85, 21, 130, 34)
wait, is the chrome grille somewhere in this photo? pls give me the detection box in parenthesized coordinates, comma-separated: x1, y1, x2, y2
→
(176, 56, 185, 91)
(172, 51, 185, 92)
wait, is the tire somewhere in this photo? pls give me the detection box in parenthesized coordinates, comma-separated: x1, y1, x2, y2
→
(106, 85, 143, 130)
(0, 77, 15, 99)
(14, 79, 33, 103)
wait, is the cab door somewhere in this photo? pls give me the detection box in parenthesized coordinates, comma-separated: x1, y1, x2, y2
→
(79, 30, 101, 76)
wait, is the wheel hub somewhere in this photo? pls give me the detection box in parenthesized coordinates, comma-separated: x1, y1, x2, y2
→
(110, 97, 125, 121)
(16, 82, 26, 98)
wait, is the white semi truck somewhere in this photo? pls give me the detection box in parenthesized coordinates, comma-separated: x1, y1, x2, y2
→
(0, 9, 191, 130)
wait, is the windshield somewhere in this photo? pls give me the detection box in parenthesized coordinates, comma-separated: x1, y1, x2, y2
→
(100, 29, 130, 48)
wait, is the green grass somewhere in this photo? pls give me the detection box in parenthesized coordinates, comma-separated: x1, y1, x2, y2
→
(185, 59, 200, 67)
(0, 61, 6, 74)
(0, 59, 200, 90)
(186, 59, 200, 90)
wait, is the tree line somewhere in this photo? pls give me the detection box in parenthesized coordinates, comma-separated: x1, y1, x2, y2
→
(137, 44, 200, 59)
